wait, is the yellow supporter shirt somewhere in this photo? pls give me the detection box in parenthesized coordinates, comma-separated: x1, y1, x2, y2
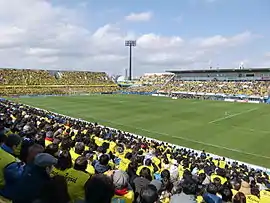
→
(246, 195, 260, 203)
(69, 149, 81, 163)
(260, 190, 270, 203)
(152, 156, 161, 167)
(118, 158, 131, 172)
(45, 139, 52, 147)
(231, 189, 238, 197)
(213, 159, 219, 167)
(112, 190, 134, 203)
(86, 163, 95, 175)
(210, 174, 227, 185)
(196, 195, 204, 203)
(94, 137, 104, 146)
(51, 167, 90, 201)
(0, 148, 17, 188)
(219, 160, 226, 169)
(178, 165, 190, 178)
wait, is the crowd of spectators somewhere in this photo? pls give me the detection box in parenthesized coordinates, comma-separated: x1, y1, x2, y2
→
(161, 80, 270, 96)
(126, 74, 174, 93)
(0, 69, 118, 96)
(0, 99, 270, 203)
(0, 86, 119, 96)
(136, 74, 174, 87)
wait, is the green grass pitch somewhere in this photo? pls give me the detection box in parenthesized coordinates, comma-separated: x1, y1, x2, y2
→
(13, 94, 270, 168)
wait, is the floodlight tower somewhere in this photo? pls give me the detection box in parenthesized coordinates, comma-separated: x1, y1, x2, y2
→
(125, 40, 136, 81)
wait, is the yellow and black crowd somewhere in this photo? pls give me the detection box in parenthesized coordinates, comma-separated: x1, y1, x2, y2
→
(0, 69, 118, 96)
(127, 74, 173, 93)
(0, 99, 270, 203)
(160, 81, 270, 97)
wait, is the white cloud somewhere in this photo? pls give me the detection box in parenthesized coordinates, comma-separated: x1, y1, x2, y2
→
(196, 32, 253, 48)
(265, 52, 270, 58)
(125, 12, 152, 22)
(0, 0, 258, 76)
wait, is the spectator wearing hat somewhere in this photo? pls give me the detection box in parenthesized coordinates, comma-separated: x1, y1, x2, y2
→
(0, 144, 44, 200)
(111, 170, 134, 203)
(0, 134, 21, 189)
(13, 153, 57, 203)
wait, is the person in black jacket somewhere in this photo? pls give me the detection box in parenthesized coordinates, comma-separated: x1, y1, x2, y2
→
(13, 153, 57, 203)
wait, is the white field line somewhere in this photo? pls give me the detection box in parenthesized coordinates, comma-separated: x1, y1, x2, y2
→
(209, 107, 259, 124)
(81, 115, 270, 160)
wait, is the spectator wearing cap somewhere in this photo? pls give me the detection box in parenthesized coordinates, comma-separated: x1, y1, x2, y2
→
(0, 144, 44, 200)
(13, 153, 57, 203)
(0, 134, 21, 189)
(111, 170, 134, 203)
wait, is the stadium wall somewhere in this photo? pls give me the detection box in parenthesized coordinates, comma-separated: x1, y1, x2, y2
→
(3, 97, 269, 173)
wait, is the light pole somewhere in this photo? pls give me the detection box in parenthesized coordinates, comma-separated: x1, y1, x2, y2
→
(125, 40, 136, 81)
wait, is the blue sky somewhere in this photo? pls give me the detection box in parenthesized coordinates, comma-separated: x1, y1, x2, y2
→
(0, 0, 269, 76)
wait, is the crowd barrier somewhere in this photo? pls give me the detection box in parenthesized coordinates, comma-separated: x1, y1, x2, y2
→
(1, 97, 269, 174)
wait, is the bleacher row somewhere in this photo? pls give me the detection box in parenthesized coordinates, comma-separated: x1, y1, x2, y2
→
(0, 69, 118, 96)
(1, 69, 269, 97)
(127, 74, 270, 97)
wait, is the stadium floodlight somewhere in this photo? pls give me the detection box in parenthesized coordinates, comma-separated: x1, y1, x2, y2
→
(125, 40, 136, 80)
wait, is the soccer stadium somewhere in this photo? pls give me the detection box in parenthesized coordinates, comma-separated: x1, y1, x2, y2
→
(1, 1, 270, 203)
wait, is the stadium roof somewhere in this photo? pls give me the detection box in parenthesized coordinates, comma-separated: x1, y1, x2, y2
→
(166, 68, 270, 74)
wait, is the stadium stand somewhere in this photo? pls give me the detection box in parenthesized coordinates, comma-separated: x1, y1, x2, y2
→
(0, 69, 119, 96)
(161, 80, 270, 96)
(126, 73, 174, 93)
(0, 99, 270, 203)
